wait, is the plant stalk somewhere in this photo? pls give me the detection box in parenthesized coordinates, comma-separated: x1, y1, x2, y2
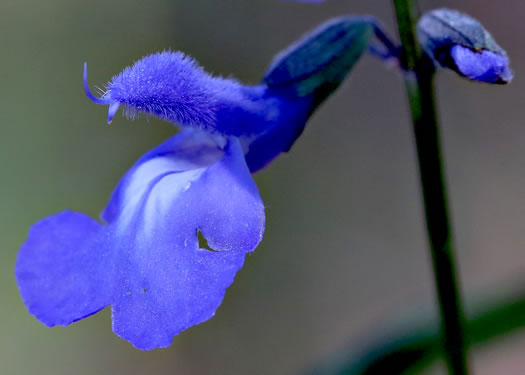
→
(392, 1, 470, 374)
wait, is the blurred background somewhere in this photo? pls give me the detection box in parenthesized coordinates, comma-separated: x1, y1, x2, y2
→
(2, 0, 525, 374)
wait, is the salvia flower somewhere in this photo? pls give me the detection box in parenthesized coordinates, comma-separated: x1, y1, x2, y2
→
(17, 131, 263, 350)
(16, 16, 375, 350)
(417, 8, 513, 84)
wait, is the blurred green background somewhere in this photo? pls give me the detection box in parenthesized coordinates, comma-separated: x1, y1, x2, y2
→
(2, 0, 525, 374)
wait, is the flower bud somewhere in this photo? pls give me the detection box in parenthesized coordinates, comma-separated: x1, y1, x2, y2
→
(417, 8, 513, 83)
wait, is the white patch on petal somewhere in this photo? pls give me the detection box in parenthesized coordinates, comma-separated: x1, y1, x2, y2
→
(116, 157, 181, 234)
(114, 130, 225, 238)
(141, 168, 205, 238)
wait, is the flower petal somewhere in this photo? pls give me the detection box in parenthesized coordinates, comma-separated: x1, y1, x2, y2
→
(111, 243, 246, 350)
(450, 45, 513, 84)
(15, 211, 115, 326)
(185, 138, 266, 251)
(108, 134, 264, 349)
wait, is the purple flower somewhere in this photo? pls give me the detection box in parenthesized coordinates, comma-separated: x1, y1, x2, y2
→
(16, 16, 373, 350)
(17, 130, 264, 350)
(417, 8, 513, 84)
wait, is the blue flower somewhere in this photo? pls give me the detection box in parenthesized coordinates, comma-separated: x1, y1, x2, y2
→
(417, 8, 513, 84)
(16, 130, 263, 350)
(16, 17, 373, 350)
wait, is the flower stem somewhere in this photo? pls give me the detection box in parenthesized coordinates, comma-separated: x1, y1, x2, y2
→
(392, 1, 470, 374)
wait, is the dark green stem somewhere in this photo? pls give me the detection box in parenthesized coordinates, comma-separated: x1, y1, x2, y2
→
(392, 1, 470, 374)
